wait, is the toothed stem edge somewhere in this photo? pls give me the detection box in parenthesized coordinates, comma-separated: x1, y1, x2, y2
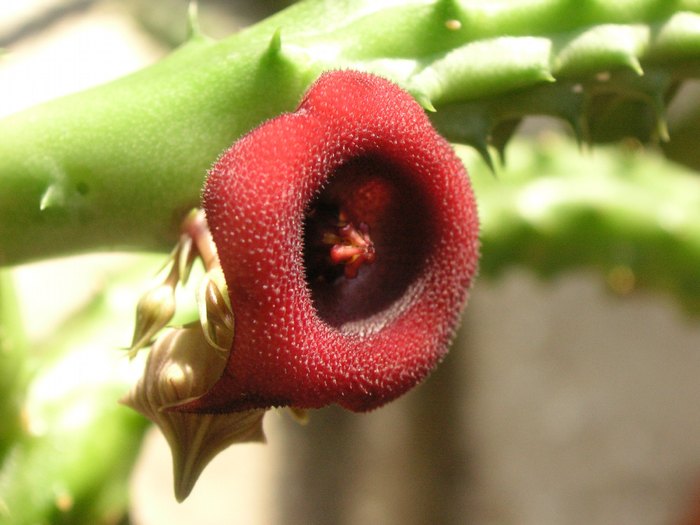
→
(1, 0, 700, 264)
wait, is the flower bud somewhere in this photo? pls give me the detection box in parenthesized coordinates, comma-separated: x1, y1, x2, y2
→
(129, 281, 177, 357)
(122, 326, 265, 501)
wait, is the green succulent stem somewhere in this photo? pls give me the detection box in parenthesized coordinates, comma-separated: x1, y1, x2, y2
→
(1, 0, 700, 264)
(0, 270, 27, 464)
(465, 137, 700, 315)
(0, 259, 156, 525)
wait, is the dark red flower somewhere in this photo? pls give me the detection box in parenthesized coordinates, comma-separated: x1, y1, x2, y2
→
(180, 70, 479, 413)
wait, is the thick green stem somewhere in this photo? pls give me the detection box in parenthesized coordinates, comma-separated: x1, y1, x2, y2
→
(1, 0, 700, 264)
(0, 33, 314, 263)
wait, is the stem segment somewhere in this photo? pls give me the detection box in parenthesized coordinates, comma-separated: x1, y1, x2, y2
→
(1, 0, 700, 264)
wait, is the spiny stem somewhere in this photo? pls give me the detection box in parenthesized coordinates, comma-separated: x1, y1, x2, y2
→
(1, 0, 700, 265)
(465, 137, 700, 316)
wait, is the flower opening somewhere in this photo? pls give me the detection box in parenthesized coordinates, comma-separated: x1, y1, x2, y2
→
(303, 155, 433, 328)
(177, 70, 480, 414)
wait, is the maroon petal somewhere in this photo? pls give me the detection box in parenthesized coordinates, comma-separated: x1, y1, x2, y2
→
(181, 70, 479, 413)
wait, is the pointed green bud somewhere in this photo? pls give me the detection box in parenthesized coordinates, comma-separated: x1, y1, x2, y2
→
(129, 281, 177, 357)
(197, 267, 234, 353)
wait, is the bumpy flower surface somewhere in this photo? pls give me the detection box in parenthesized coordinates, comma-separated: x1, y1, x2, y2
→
(180, 70, 479, 413)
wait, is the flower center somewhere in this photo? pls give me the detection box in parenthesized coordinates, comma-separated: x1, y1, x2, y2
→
(323, 211, 375, 279)
(304, 203, 374, 284)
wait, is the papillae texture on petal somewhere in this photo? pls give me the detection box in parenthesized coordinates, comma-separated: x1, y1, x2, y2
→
(181, 70, 480, 413)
